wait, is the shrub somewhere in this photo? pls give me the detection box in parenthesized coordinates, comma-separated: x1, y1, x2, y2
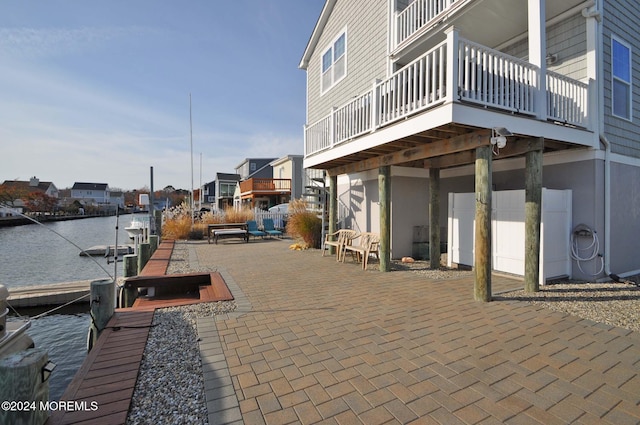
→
(286, 199, 322, 249)
(162, 213, 192, 239)
(162, 204, 256, 240)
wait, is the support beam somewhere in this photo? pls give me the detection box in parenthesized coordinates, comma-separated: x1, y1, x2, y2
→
(429, 168, 441, 269)
(379, 166, 391, 272)
(330, 129, 491, 176)
(328, 174, 338, 255)
(525, 143, 543, 292)
(474, 146, 492, 302)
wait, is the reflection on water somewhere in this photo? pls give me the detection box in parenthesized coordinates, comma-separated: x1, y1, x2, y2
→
(8, 305, 89, 401)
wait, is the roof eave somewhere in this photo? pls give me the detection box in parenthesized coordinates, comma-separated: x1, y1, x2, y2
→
(299, 0, 337, 70)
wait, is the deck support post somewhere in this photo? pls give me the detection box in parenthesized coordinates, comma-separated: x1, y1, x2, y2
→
(474, 146, 492, 302)
(328, 173, 338, 255)
(429, 168, 441, 269)
(379, 165, 391, 272)
(525, 141, 543, 292)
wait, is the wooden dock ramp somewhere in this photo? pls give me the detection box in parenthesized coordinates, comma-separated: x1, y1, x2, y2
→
(46, 310, 154, 425)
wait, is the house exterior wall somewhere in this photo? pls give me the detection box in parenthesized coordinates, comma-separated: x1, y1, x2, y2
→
(337, 167, 429, 259)
(272, 156, 304, 199)
(306, 0, 388, 125)
(503, 14, 588, 82)
(602, 0, 640, 158)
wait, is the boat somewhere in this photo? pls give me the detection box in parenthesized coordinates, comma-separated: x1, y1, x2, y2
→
(124, 215, 149, 239)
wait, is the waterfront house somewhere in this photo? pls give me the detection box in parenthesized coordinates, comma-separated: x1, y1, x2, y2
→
(235, 158, 292, 209)
(0, 177, 59, 212)
(203, 173, 241, 211)
(300, 0, 640, 290)
(71, 182, 110, 208)
(271, 155, 305, 200)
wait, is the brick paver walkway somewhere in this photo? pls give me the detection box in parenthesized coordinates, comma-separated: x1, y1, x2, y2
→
(188, 239, 640, 425)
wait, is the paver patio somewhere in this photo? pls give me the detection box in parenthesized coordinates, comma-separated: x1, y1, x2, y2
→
(188, 239, 640, 425)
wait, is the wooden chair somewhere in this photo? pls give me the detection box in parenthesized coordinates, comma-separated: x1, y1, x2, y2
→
(342, 232, 380, 270)
(322, 229, 356, 262)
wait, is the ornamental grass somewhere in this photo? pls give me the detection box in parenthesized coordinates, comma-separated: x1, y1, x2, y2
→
(162, 204, 254, 240)
(286, 199, 322, 249)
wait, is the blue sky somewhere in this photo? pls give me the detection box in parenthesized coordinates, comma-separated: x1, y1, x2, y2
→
(0, 1, 324, 191)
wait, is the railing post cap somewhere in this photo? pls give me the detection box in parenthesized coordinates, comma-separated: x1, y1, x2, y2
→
(444, 26, 458, 34)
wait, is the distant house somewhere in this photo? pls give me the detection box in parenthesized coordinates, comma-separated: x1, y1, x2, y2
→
(235, 157, 295, 209)
(203, 173, 241, 211)
(109, 191, 125, 209)
(0, 177, 59, 211)
(271, 155, 304, 200)
(71, 182, 110, 206)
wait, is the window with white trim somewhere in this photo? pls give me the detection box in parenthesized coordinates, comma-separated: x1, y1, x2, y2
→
(321, 30, 347, 93)
(612, 36, 632, 120)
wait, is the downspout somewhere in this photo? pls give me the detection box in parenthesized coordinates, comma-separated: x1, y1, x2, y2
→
(599, 134, 612, 278)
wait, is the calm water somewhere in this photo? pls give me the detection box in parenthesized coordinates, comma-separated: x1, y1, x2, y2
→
(0, 215, 133, 288)
(2, 215, 140, 401)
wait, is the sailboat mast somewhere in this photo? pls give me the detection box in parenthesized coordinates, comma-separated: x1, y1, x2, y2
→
(190, 93, 194, 227)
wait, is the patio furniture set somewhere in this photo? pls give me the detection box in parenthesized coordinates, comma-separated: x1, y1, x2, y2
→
(207, 219, 283, 244)
(322, 229, 380, 270)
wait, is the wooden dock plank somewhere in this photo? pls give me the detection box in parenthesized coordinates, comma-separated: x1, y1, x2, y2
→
(47, 240, 239, 424)
(47, 310, 154, 425)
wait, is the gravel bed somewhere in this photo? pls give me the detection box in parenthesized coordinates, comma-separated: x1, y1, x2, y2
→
(126, 243, 236, 425)
(496, 280, 640, 333)
(388, 258, 640, 333)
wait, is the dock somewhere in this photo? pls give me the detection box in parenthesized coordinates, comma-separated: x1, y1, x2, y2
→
(7, 281, 91, 308)
(46, 310, 154, 425)
(46, 239, 234, 425)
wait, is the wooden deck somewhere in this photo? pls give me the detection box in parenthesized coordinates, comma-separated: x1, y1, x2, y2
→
(46, 310, 154, 425)
(47, 239, 234, 425)
(128, 272, 234, 311)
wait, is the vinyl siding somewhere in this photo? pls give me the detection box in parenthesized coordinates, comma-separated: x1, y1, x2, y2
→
(502, 14, 587, 82)
(306, 0, 388, 125)
(603, 0, 640, 158)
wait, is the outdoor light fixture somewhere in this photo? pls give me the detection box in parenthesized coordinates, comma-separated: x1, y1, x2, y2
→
(491, 127, 512, 150)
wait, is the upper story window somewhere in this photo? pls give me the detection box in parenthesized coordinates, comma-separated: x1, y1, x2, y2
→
(321, 30, 347, 94)
(612, 36, 632, 120)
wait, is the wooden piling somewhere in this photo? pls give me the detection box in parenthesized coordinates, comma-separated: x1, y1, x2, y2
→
(379, 166, 391, 272)
(88, 279, 115, 351)
(429, 167, 441, 269)
(329, 173, 338, 255)
(525, 143, 543, 292)
(474, 146, 492, 302)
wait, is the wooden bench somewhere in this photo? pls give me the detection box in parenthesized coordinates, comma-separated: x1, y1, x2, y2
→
(207, 223, 249, 244)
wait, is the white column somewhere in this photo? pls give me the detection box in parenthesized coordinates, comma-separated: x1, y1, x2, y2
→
(528, 0, 546, 120)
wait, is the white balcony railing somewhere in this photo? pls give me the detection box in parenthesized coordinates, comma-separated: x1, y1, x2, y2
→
(396, 0, 459, 46)
(457, 39, 537, 115)
(547, 71, 588, 127)
(304, 30, 590, 157)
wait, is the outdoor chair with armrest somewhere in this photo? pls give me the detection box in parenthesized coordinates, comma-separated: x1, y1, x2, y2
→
(342, 232, 380, 270)
(262, 218, 283, 238)
(322, 229, 357, 262)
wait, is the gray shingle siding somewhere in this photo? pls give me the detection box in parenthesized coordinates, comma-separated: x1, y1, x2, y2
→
(306, 0, 388, 125)
(603, 0, 640, 158)
(502, 14, 587, 82)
